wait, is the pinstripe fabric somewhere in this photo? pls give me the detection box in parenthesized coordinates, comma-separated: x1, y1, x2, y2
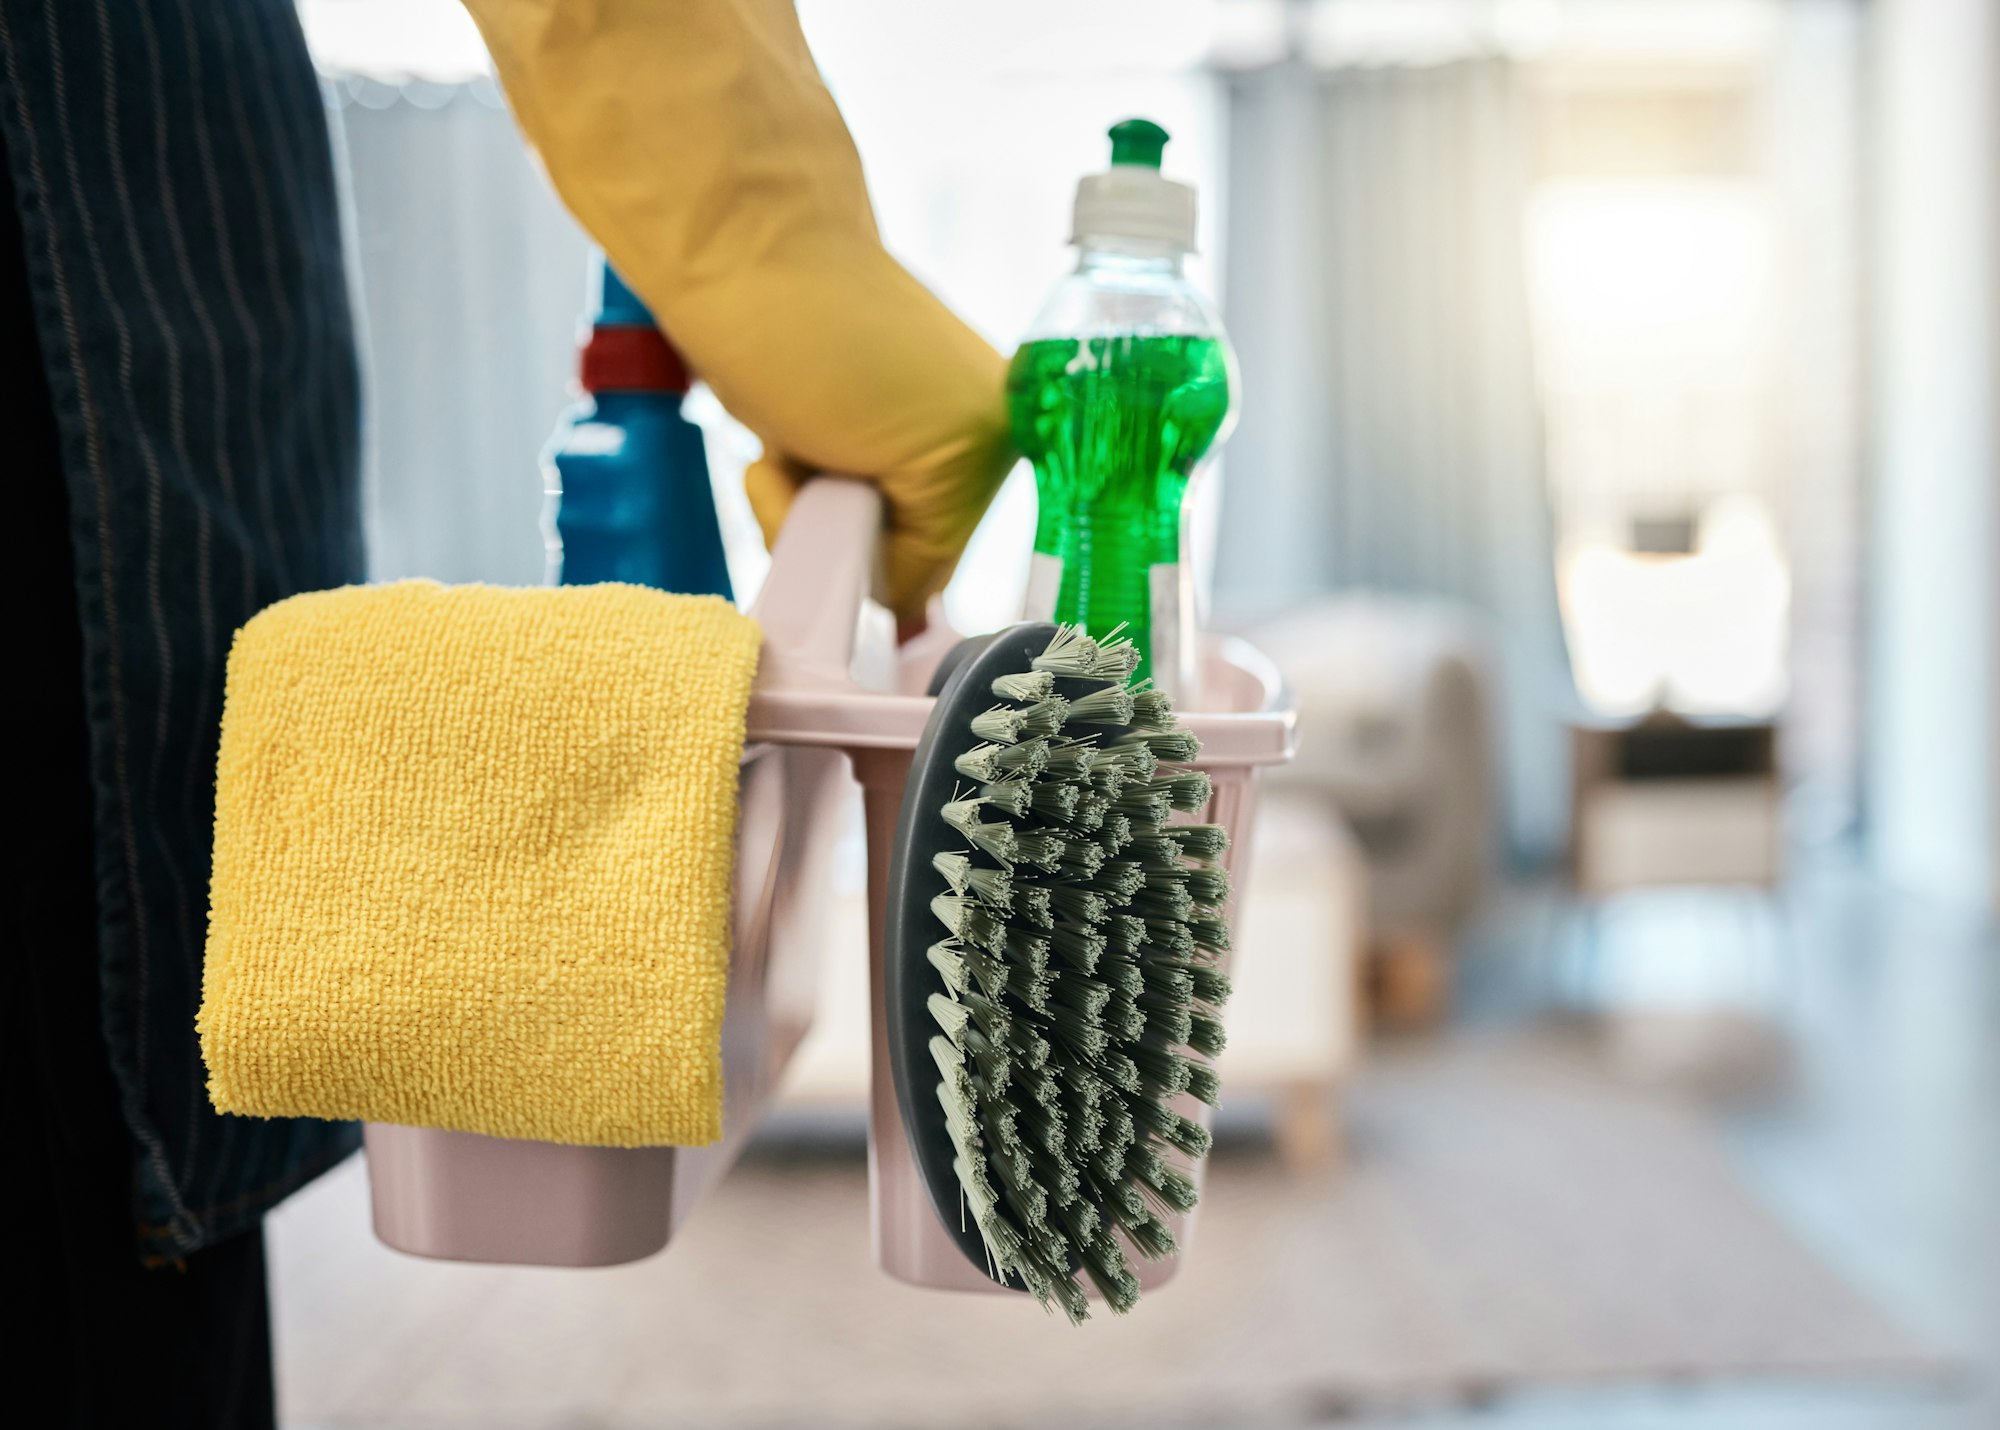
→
(0, 0, 362, 1259)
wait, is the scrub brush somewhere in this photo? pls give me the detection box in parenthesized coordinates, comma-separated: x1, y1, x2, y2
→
(883, 622, 1232, 1322)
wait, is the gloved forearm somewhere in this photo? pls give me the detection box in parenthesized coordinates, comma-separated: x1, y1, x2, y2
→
(459, 0, 1014, 623)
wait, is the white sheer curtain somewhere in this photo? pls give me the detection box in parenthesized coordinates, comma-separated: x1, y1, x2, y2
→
(333, 82, 591, 587)
(1216, 56, 1574, 859)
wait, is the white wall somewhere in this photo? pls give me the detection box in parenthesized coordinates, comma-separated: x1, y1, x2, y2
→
(1864, 0, 1999, 907)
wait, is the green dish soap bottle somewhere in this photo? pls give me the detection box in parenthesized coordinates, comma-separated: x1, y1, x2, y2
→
(1006, 118, 1236, 698)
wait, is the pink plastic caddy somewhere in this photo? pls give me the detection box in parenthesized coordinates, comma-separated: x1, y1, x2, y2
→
(365, 478, 1296, 1290)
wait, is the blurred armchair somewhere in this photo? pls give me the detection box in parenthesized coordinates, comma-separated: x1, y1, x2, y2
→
(1246, 595, 1497, 1024)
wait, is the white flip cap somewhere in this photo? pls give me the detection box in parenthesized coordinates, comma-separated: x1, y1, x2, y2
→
(1070, 118, 1198, 253)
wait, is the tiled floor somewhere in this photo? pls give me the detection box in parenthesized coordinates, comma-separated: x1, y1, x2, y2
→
(1366, 857, 1998, 1430)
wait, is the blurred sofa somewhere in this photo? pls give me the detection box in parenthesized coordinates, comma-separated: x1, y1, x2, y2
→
(1244, 595, 1497, 1020)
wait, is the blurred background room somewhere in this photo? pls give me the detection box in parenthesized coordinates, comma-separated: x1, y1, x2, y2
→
(277, 0, 1995, 1426)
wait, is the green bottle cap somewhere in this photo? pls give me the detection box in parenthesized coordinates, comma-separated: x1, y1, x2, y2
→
(1108, 118, 1169, 170)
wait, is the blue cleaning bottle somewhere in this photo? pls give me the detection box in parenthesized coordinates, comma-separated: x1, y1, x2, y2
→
(543, 259, 734, 599)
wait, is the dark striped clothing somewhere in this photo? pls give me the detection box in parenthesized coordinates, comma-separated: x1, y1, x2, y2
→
(1, 0, 362, 1278)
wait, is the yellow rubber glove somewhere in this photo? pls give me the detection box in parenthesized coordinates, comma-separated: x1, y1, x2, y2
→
(459, 0, 1015, 626)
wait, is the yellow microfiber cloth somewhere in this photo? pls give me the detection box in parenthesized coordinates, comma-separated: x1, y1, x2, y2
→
(198, 580, 761, 1147)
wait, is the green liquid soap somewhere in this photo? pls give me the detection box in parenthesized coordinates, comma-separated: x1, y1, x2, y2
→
(1007, 332, 1232, 687)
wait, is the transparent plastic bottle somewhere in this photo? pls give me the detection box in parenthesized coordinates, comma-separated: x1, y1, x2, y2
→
(1006, 119, 1236, 698)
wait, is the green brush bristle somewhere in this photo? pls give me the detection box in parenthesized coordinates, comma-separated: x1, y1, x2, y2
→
(927, 940, 969, 994)
(1015, 1097, 1070, 1158)
(1132, 884, 1194, 922)
(982, 1100, 1023, 1160)
(959, 990, 1013, 1042)
(1157, 770, 1214, 812)
(963, 1162, 1009, 1234)
(1064, 1096, 1106, 1155)
(1089, 1142, 1131, 1190)
(1186, 865, 1231, 905)
(1098, 1049, 1143, 1094)
(924, 625, 1237, 1321)
(1008, 965, 1054, 1012)
(1029, 623, 1101, 676)
(933, 1040, 979, 1113)
(1030, 780, 1081, 821)
(992, 669, 1055, 703)
(1096, 955, 1143, 996)
(1080, 1233, 1142, 1312)
(1133, 1097, 1213, 1159)
(1047, 1003, 1109, 1059)
(1025, 1145, 1080, 1208)
(929, 991, 971, 1042)
(1048, 1274, 1091, 1325)
(1187, 1010, 1228, 1058)
(1087, 637, 1142, 682)
(970, 703, 1028, 745)
(1049, 975, 1112, 1021)
(1118, 728, 1200, 763)
(955, 739, 1050, 783)
(1128, 1038, 1189, 1090)
(934, 851, 1017, 911)
(1103, 990, 1146, 1041)
(1044, 885, 1106, 925)
(1138, 992, 1194, 1045)
(1012, 885, 1053, 927)
(1023, 697, 1072, 737)
(930, 894, 1003, 951)
(1053, 1194, 1103, 1246)
(1185, 961, 1232, 1004)
(993, 1155, 1048, 1230)
(1066, 684, 1137, 726)
(1162, 823, 1229, 859)
(1130, 687, 1174, 727)
(1004, 1022, 1052, 1070)
(1143, 921, 1198, 959)
(933, 850, 973, 892)
(1129, 1144, 1201, 1214)
(1044, 741, 1097, 781)
(1002, 926, 1052, 967)
(956, 1027, 1012, 1096)
(1109, 785, 1172, 824)
(1047, 921, 1105, 972)
(1098, 742, 1158, 782)
(1119, 1208, 1179, 1263)
(1010, 829, 1067, 872)
(1056, 838, 1107, 878)
(1105, 913, 1147, 956)
(1093, 859, 1146, 901)
(967, 865, 1017, 909)
(941, 801, 1019, 862)
(1089, 1171, 1146, 1224)
(979, 779, 1034, 817)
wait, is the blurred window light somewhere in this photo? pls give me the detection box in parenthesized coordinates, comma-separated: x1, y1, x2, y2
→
(1560, 495, 1790, 716)
(1526, 169, 1786, 718)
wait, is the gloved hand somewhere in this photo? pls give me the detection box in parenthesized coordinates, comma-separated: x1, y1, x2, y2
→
(460, 0, 1015, 627)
